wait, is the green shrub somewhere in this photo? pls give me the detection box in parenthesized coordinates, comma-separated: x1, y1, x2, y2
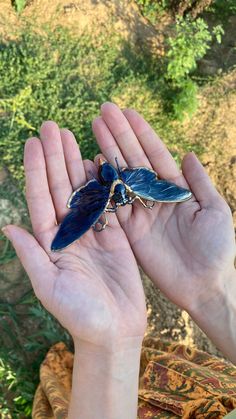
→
(163, 17, 223, 119)
(136, 0, 170, 22)
(166, 18, 212, 84)
(135, 0, 226, 120)
(171, 79, 198, 121)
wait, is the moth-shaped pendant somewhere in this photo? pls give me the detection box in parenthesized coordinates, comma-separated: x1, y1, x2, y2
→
(51, 159, 192, 251)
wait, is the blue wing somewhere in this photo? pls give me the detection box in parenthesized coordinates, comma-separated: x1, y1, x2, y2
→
(51, 180, 110, 251)
(120, 167, 192, 202)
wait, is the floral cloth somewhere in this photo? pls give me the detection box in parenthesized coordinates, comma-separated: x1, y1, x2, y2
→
(32, 337, 236, 418)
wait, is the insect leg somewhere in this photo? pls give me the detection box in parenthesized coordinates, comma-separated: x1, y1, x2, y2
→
(105, 208, 117, 212)
(135, 196, 155, 209)
(145, 200, 155, 209)
(105, 201, 117, 212)
(93, 213, 108, 232)
(128, 196, 136, 204)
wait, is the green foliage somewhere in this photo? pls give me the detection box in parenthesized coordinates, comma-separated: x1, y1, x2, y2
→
(136, 0, 169, 22)
(135, 0, 226, 121)
(209, 0, 236, 20)
(166, 18, 212, 84)
(136, 0, 236, 22)
(134, 0, 228, 120)
(171, 79, 198, 121)
(12, 0, 27, 13)
(0, 293, 71, 417)
(0, 28, 134, 187)
(0, 356, 35, 417)
(0, 25, 197, 188)
(163, 17, 223, 119)
(212, 24, 225, 44)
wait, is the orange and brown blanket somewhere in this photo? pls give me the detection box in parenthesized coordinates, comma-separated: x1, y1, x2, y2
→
(32, 337, 236, 418)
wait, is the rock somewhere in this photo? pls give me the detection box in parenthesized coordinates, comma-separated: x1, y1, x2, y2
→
(0, 199, 22, 228)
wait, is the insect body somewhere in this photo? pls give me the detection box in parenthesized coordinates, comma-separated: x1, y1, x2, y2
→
(51, 159, 192, 251)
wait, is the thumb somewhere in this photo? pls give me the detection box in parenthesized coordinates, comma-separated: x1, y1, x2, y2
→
(182, 152, 221, 207)
(1, 225, 57, 301)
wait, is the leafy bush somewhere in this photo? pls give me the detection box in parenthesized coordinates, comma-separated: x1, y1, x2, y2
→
(171, 79, 198, 120)
(136, 0, 170, 22)
(135, 1, 227, 120)
(163, 17, 223, 119)
(166, 18, 212, 83)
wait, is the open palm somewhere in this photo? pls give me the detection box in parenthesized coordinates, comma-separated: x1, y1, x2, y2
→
(92, 103, 235, 313)
(5, 121, 147, 349)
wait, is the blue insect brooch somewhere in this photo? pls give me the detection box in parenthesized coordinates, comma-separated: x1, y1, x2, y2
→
(51, 159, 192, 251)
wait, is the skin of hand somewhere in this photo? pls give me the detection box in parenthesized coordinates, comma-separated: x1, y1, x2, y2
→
(92, 102, 236, 362)
(1, 122, 147, 419)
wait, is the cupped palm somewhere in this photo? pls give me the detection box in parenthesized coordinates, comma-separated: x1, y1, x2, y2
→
(6, 121, 147, 350)
(92, 102, 235, 312)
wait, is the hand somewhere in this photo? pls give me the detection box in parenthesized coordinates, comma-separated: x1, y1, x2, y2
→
(2, 121, 147, 352)
(92, 102, 236, 314)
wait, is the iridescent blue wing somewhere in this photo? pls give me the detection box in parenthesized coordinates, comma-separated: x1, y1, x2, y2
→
(51, 180, 110, 251)
(120, 167, 192, 202)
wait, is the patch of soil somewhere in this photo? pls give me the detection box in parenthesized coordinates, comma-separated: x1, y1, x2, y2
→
(0, 0, 235, 360)
(0, 0, 165, 55)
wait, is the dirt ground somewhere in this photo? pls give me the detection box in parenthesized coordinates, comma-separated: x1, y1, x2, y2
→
(0, 0, 235, 358)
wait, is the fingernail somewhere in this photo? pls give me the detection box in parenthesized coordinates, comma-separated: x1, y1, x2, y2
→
(1, 226, 11, 240)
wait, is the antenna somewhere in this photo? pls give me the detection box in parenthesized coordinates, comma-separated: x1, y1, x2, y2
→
(115, 157, 121, 176)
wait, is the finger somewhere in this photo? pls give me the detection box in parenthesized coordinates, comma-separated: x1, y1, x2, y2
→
(2, 225, 57, 304)
(24, 138, 57, 249)
(123, 108, 185, 184)
(40, 121, 72, 222)
(92, 116, 127, 167)
(100, 102, 151, 168)
(182, 152, 221, 207)
(60, 128, 86, 190)
(83, 159, 98, 181)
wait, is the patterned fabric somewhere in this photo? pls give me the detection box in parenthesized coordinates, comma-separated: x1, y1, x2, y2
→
(32, 337, 236, 418)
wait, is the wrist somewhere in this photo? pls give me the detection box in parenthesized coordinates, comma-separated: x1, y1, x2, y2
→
(188, 266, 236, 319)
(73, 339, 142, 381)
(188, 267, 236, 363)
(73, 334, 144, 354)
(73, 336, 143, 383)
(68, 337, 143, 419)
